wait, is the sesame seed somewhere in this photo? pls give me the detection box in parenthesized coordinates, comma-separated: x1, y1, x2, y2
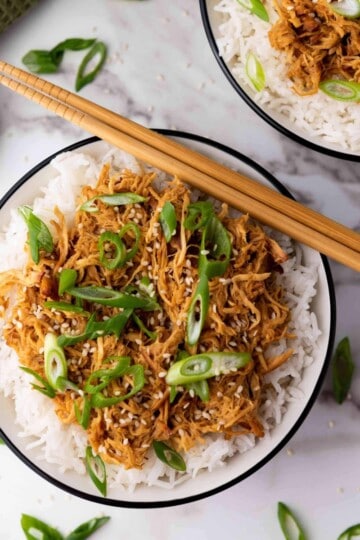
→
(158, 371, 167, 378)
(123, 438, 129, 446)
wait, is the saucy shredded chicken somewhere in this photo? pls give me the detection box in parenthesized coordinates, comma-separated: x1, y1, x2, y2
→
(269, 0, 360, 95)
(0, 166, 294, 469)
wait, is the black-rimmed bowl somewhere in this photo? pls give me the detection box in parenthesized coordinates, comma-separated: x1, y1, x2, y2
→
(0, 132, 336, 507)
(200, 0, 360, 162)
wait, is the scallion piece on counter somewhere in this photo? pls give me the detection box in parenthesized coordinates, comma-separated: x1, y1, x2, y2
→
(58, 268, 78, 295)
(337, 523, 360, 540)
(245, 51, 266, 92)
(75, 41, 107, 92)
(85, 446, 107, 497)
(18, 205, 53, 264)
(184, 201, 214, 231)
(44, 333, 68, 390)
(319, 80, 360, 102)
(20, 513, 64, 540)
(328, 0, 360, 19)
(277, 502, 307, 540)
(199, 215, 231, 279)
(91, 364, 145, 407)
(65, 515, 111, 540)
(332, 336, 354, 404)
(152, 441, 186, 472)
(22, 38, 96, 74)
(166, 351, 251, 386)
(80, 192, 147, 213)
(236, 0, 269, 22)
(74, 395, 92, 430)
(186, 274, 209, 346)
(20, 366, 56, 398)
(0, 438, 4, 445)
(159, 201, 177, 242)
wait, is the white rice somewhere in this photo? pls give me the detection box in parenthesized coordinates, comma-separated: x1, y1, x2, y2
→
(213, 0, 360, 153)
(0, 146, 321, 491)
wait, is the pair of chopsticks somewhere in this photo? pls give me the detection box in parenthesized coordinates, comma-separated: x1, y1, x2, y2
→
(0, 60, 359, 272)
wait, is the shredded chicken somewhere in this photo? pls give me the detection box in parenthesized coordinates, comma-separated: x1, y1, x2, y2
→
(0, 165, 294, 469)
(269, 0, 360, 95)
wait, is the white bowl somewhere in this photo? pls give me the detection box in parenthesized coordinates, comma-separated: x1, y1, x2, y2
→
(0, 132, 336, 507)
(200, 0, 360, 162)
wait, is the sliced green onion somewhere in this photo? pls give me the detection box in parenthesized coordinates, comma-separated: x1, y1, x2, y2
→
(186, 274, 209, 346)
(20, 366, 56, 398)
(236, 0, 269, 22)
(75, 41, 107, 92)
(0, 438, 4, 445)
(44, 333, 68, 390)
(84, 356, 131, 394)
(188, 380, 210, 402)
(184, 201, 214, 231)
(169, 385, 178, 403)
(18, 205, 54, 264)
(332, 336, 354, 404)
(337, 523, 360, 540)
(166, 351, 251, 386)
(20, 513, 64, 540)
(74, 395, 92, 430)
(80, 192, 146, 213)
(58, 309, 133, 347)
(159, 201, 177, 242)
(98, 231, 126, 270)
(44, 300, 88, 314)
(199, 215, 232, 279)
(67, 285, 157, 310)
(319, 80, 360, 102)
(58, 268, 78, 295)
(277, 502, 307, 540)
(91, 364, 145, 407)
(132, 313, 157, 340)
(118, 222, 141, 262)
(85, 446, 107, 497)
(22, 50, 62, 74)
(22, 38, 96, 74)
(153, 440, 186, 472)
(66, 516, 111, 540)
(328, 0, 360, 19)
(245, 51, 266, 92)
(56, 376, 81, 394)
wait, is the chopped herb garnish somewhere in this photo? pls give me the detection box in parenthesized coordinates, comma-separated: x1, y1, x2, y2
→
(277, 502, 307, 540)
(159, 201, 177, 242)
(18, 205, 53, 264)
(85, 446, 107, 496)
(75, 41, 107, 92)
(20, 366, 56, 398)
(152, 440, 186, 472)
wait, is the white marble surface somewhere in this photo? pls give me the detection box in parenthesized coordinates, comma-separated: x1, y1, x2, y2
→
(0, 1, 359, 538)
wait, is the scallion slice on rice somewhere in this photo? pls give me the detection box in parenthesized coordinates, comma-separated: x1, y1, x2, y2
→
(245, 52, 266, 92)
(319, 79, 360, 102)
(85, 446, 107, 496)
(153, 441, 186, 472)
(236, 0, 269, 21)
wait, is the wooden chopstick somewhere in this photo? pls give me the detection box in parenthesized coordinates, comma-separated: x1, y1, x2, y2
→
(0, 60, 359, 272)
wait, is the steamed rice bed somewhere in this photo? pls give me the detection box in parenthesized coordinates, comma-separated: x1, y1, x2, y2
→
(0, 146, 320, 492)
(214, 0, 360, 153)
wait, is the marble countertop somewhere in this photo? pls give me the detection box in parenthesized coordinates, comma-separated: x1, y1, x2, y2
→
(0, 1, 359, 538)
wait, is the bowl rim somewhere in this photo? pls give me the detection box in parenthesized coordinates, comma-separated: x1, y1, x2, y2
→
(199, 0, 360, 163)
(0, 131, 337, 508)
